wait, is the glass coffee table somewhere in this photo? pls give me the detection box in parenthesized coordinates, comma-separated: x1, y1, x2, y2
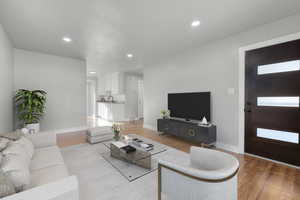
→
(100, 134, 168, 181)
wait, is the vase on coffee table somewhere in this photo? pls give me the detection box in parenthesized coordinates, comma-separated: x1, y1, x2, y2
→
(114, 130, 121, 141)
(112, 123, 121, 141)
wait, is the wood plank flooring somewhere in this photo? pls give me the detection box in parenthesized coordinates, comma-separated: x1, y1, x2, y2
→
(57, 124, 300, 200)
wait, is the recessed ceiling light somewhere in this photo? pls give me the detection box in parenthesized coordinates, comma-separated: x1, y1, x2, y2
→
(191, 20, 201, 27)
(62, 37, 72, 43)
(89, 71, 96, 74)
(127, 54, 133, 58)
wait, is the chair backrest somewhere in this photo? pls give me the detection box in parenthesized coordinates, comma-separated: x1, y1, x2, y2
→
(190, 147, 239, 172)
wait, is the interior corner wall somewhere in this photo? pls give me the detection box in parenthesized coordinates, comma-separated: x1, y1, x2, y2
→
(13, 49, 87, 131)
(0, 24, 14, 133)
(143, 14, 300, 152)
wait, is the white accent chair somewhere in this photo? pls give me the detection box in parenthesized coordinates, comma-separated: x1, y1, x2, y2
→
(158, 147, 239, 200)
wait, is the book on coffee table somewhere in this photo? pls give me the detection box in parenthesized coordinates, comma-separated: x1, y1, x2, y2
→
(120, 145, 136, 153)
(130, 138, 154, 151)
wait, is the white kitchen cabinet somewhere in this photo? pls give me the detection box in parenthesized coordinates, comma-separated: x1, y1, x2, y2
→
(111, 72, 124, 94)
(104, 74, 112, 92)
(111, 73, 118, 94)
(104, 72, 124, 94)
(97, 102, 125, 122)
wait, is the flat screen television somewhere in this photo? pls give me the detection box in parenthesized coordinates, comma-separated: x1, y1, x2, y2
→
(168, 92, 211, 121)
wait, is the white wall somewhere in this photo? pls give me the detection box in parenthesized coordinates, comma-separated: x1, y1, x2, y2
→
(0, 24, 14, 133)
(144, 14, 300, 152)
(14, 49, 87, 131)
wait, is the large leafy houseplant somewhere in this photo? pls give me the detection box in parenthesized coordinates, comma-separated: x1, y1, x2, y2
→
(15, 89, 47, 128)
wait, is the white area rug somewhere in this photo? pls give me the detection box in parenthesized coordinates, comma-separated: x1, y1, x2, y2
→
(61, 139, 189, 200)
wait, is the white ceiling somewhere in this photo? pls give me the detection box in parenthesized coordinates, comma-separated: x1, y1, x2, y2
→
(1, 0, 300, 75)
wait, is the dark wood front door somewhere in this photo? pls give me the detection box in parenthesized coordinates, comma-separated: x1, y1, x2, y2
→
(245, 39, 300, 166)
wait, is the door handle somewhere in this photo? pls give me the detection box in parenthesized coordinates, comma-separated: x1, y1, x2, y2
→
(244, 108, 252, 113)
(245, 102, 252, 112)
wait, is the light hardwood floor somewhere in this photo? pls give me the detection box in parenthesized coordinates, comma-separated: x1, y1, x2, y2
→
(57, 122, 300, 200)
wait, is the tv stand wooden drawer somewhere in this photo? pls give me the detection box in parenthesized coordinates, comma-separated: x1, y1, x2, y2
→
(157, 119, 216, 145)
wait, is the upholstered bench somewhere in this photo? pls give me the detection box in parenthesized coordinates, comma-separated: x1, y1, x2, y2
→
(87, 126, 113, 144)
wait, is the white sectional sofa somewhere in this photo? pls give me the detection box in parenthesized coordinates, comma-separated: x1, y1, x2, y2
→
(2, 132, 79, 200)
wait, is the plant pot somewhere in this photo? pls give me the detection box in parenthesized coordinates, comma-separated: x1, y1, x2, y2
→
(25, 123, 40, 134)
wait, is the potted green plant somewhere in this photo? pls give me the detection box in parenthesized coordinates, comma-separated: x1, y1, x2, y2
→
(160, 110, 170, 119)
(15, 89, 47, 133)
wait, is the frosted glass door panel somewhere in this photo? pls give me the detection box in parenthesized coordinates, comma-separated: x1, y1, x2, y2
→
(258, 60, 300, 75)
(257, 128, 299, 144)
(257, 97, 299, 107)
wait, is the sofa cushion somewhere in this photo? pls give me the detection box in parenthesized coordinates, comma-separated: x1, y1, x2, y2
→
(0, 169, 16, 198)
(0, 132, 23, 141)
(2, 143, 31, 166)
(1, 154, 30, 192)
(13, 137, 34, 160)
(30, 146, 64, 171)
(25, 132, 57, 149)
(26, 164, 69, 189)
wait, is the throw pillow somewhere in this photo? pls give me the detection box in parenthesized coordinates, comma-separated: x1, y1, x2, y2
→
(13, 137, 34, 160)
(0, 138, 10, 152)
(1, 154, 30, 192)
(0, 132, 23, 141)
(0, 169, 16, 198)
(2, 143, 31, 167)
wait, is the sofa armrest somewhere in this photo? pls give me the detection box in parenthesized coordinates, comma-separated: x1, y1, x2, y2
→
(26, 131, 57, 148)
(2, 176, 78, 200)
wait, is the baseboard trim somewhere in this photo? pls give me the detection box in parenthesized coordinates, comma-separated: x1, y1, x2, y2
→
(47, 126, 89, 135)
(143, 124, 156, 131)
(245, 153, 300, 169)
(216, 142, 239, 153)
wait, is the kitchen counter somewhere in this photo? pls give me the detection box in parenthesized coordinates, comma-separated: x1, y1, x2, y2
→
(96, 101, 125, 104)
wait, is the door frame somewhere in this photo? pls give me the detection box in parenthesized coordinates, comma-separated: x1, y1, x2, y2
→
(87, 78, 97, 118)
(137, 79, 144, 119)
(238, 32, 300, 154)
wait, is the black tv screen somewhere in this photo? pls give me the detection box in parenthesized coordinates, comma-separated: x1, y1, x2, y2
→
(168, 92, 211, 121)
